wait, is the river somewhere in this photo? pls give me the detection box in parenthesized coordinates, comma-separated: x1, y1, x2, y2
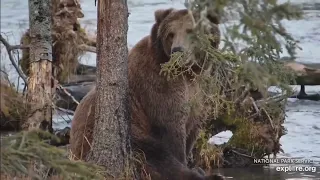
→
(1, 0, 320, 179)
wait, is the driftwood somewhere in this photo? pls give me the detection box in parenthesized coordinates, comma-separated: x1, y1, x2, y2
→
(284, 61, 320, 101)
(285, 61, 320, 85)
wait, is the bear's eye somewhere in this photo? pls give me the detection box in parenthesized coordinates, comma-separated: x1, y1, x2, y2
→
(168, 33, 174, 39)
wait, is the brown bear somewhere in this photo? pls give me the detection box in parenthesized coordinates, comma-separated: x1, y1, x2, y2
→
(70, 8, 223, 180)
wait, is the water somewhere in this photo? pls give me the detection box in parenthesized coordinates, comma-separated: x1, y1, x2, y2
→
(1, 0, 320, 179)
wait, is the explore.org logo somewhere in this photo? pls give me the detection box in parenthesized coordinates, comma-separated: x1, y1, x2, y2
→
(253, 158, 318, 173)
(275, 166, 317, 173)
(253, 158, 314, 165)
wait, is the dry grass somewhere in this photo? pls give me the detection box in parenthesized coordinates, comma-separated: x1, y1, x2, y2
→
(0, 70, 28, 131)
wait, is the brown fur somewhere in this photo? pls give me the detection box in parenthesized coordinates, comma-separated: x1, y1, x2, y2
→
(70, 8, 223, 180)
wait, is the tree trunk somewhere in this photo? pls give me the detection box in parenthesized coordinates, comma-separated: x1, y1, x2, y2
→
(86, 0, 131, 178)
(22, 0, 53, 132)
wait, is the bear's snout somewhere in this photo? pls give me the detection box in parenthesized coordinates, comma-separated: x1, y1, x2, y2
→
(171, 46, 184, 55)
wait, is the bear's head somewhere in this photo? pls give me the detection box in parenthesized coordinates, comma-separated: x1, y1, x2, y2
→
(151, 8, 220, 63)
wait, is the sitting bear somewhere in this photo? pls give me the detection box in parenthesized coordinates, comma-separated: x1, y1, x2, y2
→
(70, 8, 223, 180)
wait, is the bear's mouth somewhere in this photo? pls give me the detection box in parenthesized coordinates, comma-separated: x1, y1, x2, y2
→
(164, 48, 207, 78)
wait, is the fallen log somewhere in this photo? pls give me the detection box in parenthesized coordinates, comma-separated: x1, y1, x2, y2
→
(284, 61, 320, 85)
(284, 61, 320, 101)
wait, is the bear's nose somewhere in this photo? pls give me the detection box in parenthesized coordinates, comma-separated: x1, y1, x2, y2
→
(171, 47, 184, 54)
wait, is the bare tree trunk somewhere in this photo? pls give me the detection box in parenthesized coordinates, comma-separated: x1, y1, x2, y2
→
(86, 0, 131, 178)
(22, 0, 53, 132)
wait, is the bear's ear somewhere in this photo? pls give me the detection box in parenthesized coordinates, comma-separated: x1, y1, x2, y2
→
(154, 8, 174, 23)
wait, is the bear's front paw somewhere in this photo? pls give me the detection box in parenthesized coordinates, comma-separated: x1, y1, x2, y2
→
(204, 174, 225, 180)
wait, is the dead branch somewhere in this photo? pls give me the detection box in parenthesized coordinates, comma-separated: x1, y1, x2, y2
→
(234, 87, 249, 105)
(262, 108, 275, 130)
(0, 69, 11, 86)
(250, 97, 260, 114)
(231, 149, 254, 159)
(0, 34, 28, 85)
(57, 84, 80, 105)
(256, 94, 288, 107)
(51, 77, 80, 105)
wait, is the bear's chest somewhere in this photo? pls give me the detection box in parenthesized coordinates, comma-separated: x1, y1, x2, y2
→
(143, 79, 200, 123)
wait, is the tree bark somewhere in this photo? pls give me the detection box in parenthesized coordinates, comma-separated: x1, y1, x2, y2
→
(22, 0, 53, 132)
(86, 0, 131, 178)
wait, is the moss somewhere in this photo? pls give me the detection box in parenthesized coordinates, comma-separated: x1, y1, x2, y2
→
(221, 112, 240, 126)
(227, 122, 264, 155)
(213, 109, 265, 155)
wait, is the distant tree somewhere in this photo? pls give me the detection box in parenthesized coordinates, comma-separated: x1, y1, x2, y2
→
(86, 0, 131, 178)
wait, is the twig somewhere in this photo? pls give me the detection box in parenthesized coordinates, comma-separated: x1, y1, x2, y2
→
(78, 44, 96, 53)
(250, 146, 255, 157)
(57, 84, 80, 105)
(250, 97, 260, 114)
(52, 102, 72, 124)
(54, 106, 75, 116)
(256, 94, 287, 107)
(0, 34, 28, 85)
(247, 112, 259, 119)
(0, 69, 11, 87)
(262, 108, 275, 130)
(235, 86, 249, 105)
(52, 76, 80, 105)
(231, 149, 254, 159)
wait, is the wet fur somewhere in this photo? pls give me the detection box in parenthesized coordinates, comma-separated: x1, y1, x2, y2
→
(70, 8, 223, 180)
